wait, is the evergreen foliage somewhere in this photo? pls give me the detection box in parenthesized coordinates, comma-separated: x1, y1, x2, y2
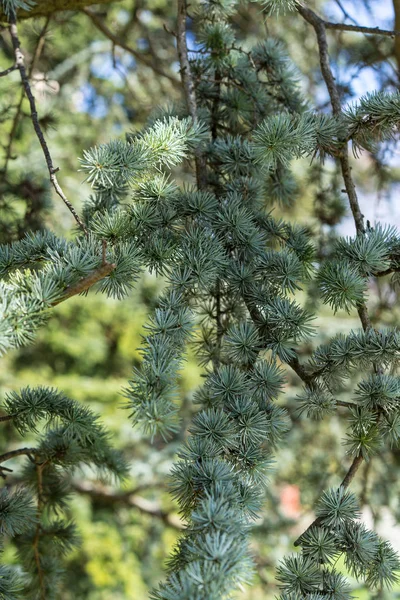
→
(0, 0, 400, 598)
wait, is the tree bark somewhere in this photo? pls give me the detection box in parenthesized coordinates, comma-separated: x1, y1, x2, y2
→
(0, 0, 119, 21)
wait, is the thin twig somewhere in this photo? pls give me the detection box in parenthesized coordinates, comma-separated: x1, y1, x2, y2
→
(293, 453, 364, 546)
(7, 12, 88, 234)
(3, 18, 50, 172)
(296, 2, 371, 334)
(0, 63, 17, 77)
(72, 480, 184, 529)
(324, 21, 400, 37)
(82, 7, 180, 88)
(0, 414, 14, 422)
(296, 3, 366, 236)
(291, 2, 386, 550)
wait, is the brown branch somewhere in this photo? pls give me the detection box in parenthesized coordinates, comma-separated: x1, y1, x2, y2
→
(0, 63, 17, 76)
(32, 461, 46, 600)
(0, 447, 36, 463)
(0, 414, 14, 422)
(325, 21, 400, 37)
(176, 0, 207, 189)
(51, 262, 116, 307)
(293, 453, 364, 546)
(3, 16, 50, 172)
(340, 453, 364, 489)
(82, 8, 180, 88)
(296, 3, 366, 236)
(336, 400, 358, 409)
(7, 12, 88, 235)
(72, 481, 184, 530)
(176, 0, 197, 122)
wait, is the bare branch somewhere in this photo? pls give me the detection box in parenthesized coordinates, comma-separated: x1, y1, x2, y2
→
(82, 8, 181, 89)
(0, 63, 17, 77)
(7, 12, 88, 235)
(176, 0, 207, 189)
(325, 21, 400, 37)
(0, 447, 37, 463)
(293, 453, 364, 547)
(3, 16, 50, 172)
(296, 4, 366, 238)
(72, 481, 184, 530)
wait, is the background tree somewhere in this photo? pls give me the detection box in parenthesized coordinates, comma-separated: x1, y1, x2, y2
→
(0, 0, 400, 599)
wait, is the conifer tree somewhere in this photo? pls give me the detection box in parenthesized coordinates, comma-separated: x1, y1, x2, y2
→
(1, 0, 400, 598)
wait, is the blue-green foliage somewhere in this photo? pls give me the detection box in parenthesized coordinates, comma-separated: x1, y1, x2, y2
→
(1, 0, 400, 597)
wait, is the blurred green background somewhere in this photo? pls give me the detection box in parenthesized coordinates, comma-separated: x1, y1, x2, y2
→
(1, 0, 400, 597)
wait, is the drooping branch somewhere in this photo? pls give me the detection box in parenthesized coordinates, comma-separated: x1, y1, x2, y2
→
(296, 3, 370, 339)
(7, 11, 88, 234)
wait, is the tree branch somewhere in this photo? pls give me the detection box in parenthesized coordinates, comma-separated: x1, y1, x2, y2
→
(0, 63, 17, 77)
(0, 0, 121, 20)
(0, 447, 37, 463)
(82, 8, 181, 88)
(51, 261, 116, 307)
(296, 3, 366, 236)
(324, 21, 400, 38)
(7, 11, 88, 234)
(72, 481, 184, 530)
(3, 15, 50, 173)
(176, 0, 207, 189)
(296, 3, 371, 334)
(293, 453, 364, 547)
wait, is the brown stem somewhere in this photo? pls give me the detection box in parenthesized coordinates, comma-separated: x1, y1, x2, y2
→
(0, 447, 36, 463)
(32, 462, 46, 600)
(296, 3, 366, 236)
(325, 21, 400, 38)
(294, 453, 364, 546)
(7, 12, 88, 235)
(340, 453, 364, 489)
(3, 16, 49, 173)
(72, 481, 184, 529)
(82, 8, 180, 88)
(51, 262, 116, 307)
(0, 414, 14, 422)
(0, 64, 17, 77)
(176, 0, 207, 189)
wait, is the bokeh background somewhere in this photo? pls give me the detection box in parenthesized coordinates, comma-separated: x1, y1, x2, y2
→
(1, 0, 400, 597)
